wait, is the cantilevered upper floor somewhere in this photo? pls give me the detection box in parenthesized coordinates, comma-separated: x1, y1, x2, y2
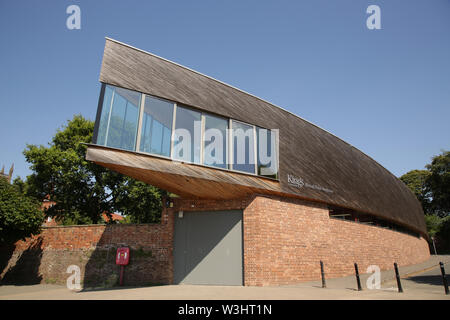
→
(86, 38, 427, 237)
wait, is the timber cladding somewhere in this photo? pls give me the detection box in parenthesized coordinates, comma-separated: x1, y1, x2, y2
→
(97, 37, 426, 236)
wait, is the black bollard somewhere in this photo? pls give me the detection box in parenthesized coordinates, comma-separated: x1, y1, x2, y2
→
(354, 263, 362, 291)
(394, 262, 403, 293)
(439, 262, 449, 295)
(320, 261, 326, 288)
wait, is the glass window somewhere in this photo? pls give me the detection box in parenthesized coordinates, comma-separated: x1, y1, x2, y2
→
(256, 127, 278, 179)
(173, 105, 201, 163)
(139, 95, 174, 157)
(96, 85, 114, 146)
(203, 114, 228, 169)
(93, 84, 279, 179)
(232, 120, 255, 174)
(96, 85, 141, 151)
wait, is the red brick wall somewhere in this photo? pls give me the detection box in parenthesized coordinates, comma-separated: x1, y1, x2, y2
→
(1, 195, 430, 287)
(170, 195, 429, 286)
(242, 195, 430, 286)
(0, 207, 174, 287)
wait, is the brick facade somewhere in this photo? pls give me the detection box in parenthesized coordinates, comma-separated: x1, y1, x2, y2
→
(242, 195, 430, 286)
(0, 207, 174, 287)
(169, 195, 429, 286)
(0, 194, 430, 287)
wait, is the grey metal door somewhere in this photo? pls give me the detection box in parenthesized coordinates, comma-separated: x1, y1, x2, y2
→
(173, 210, 243, 285)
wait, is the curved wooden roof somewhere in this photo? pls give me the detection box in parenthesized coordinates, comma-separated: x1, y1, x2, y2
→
(92, 38, 427, 236)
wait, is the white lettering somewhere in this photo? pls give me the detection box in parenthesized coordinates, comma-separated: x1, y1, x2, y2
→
(366, 265, 381, 289)
(66, 5, 81, 30)
(366, 5, 381, 30)
(66, 265, 81, 290)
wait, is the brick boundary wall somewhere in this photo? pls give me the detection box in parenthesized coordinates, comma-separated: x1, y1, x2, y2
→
(0, 207, 174, 287)
(0, 194, 430, 287)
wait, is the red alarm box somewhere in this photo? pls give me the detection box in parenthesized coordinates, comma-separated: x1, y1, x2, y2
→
(116, 247, 130, 266)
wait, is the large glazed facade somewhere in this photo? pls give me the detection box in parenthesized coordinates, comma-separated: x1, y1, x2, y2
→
(86, 38, 429, 286)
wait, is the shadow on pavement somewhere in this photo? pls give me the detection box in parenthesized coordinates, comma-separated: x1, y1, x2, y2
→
(405, 274, 446, 287)
(80, 283, 165, 293)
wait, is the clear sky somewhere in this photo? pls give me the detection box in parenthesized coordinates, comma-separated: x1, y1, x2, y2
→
(0, 0, 449, 181)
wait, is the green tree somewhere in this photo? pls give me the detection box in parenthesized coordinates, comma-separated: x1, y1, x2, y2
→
(400, 150, 449, 246)
(400, 169, 431, 214)
(436, 216, 450, 250)
(424, 214, 442, 239)
(426, 151, 450, 217)
(0, 178, 44, 243)
(23, 114, 164, 225)
(114, 178, 164, 224)
(11, 176, 29, 195)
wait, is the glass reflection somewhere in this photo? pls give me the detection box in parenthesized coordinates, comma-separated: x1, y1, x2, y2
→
(139, 96, 173, 157)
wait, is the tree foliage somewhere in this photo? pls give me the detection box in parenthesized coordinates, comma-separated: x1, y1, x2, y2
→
(399, 169, 431, 214)
(401, 150, 449, 248)
(23, 114, 165, 225)
(0, 178, 44, 243)
(437, 216, 450, 246)
(400, 150, 449, 217)
(424, 214, 442, 239)
(114, 179, 163, 224)
(425, 151, 450, 217)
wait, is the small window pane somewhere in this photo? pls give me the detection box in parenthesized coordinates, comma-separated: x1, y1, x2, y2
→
(96, 85, 141, 151)
(203, 114, 228, 169)
(96, 85, 114, 145)
(232, 121, 255, 174)
(257, 127, 278, 179)
(105, 86, 141, 151)
(139, 95, 174, 157)
(173, 106, 201, 163)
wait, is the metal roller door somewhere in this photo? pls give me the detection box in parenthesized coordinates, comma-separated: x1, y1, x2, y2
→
(173, 210, 243, 285)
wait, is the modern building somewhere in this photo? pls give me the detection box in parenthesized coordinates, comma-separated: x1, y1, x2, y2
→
(86, 38, 429, 286)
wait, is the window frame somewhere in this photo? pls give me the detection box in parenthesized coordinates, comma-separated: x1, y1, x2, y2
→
(256, 126, 279, 179)
(230, 119, 257, 175)
(201, 112, 229, 170)
(136, 94, 175, 158)
(93, 83, 280, 181)
(171, 104, 203, 164)
(96, 84, 142, 152)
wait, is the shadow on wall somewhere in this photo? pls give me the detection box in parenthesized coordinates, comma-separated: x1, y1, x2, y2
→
(0, 208, 172, 288)
(82, 244, 122, 289)
(82, 223, 172, 289)
(0, 237, 43, 285)
(0, 243, 16, 280)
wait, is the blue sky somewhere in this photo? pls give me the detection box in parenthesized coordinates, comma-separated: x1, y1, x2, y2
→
(0, 0, 449, 180)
